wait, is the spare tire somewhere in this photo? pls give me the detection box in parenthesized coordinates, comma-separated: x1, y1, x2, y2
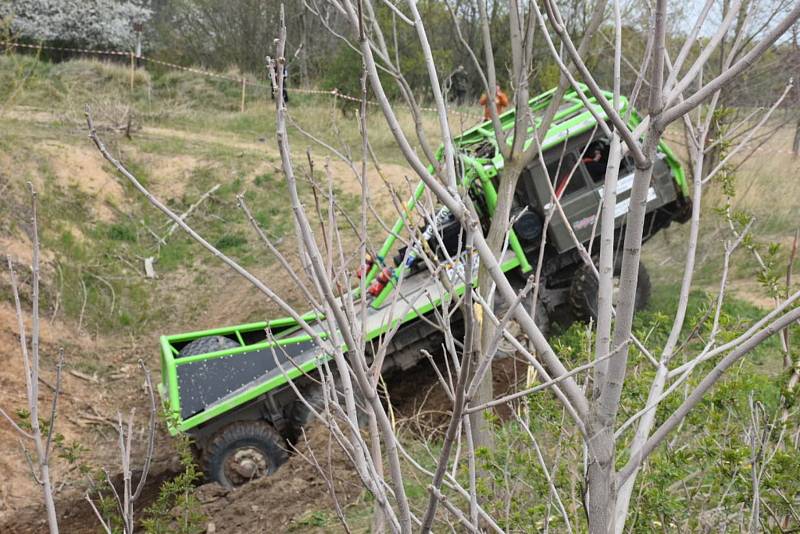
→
(178, 335, 239, 358)
(569, 260, 651, 320)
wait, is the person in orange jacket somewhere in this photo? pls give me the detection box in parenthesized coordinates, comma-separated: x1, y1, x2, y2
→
(479, 84, 509, 120)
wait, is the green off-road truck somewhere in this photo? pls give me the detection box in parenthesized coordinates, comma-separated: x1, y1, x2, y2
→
(158, 86, 691, 487)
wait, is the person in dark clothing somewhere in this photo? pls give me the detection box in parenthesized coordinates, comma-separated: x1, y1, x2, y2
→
(583, 141, 610, 182)
(451, 67, 467, 105)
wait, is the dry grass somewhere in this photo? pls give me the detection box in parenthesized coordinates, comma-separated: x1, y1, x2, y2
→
(723, 129, 799, 228)
(644, 122, 800, 304)
(1, 53, 485, 165)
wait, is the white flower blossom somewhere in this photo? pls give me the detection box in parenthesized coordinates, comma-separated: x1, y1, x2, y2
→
(2, 0, 152, 49)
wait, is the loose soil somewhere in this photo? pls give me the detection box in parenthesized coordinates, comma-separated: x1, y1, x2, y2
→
(0, 234, 56, 267)
(0, 301, 164, 521)
(195, 424, 362, 534)
(191, 356, 529, 533)
(145, 153, 202, 200)
(38, 141, 125, 222)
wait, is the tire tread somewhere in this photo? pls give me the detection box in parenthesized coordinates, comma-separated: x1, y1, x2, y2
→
(202, 420, 288, 488)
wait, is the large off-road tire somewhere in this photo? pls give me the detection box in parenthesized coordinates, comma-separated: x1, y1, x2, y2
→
(178, 335, 239, 357)
(203, 421, 288, 489)
(569, 261, 651, 320)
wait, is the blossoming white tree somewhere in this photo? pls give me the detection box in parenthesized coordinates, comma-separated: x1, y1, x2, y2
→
(2, 0, 151, 48)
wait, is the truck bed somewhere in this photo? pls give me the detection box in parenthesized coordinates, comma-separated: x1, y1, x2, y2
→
(164, 249, 518, 426)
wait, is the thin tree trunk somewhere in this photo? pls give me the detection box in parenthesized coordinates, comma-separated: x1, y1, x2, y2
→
(614, 125, 707, 531)
(585, 421, 616, 534)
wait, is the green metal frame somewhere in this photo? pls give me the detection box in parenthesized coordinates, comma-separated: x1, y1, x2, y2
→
(159, 84, 688, 435)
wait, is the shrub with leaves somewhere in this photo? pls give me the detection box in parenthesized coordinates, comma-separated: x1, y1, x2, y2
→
(474, 293, 800, 532)
(141, 428, 205, 534)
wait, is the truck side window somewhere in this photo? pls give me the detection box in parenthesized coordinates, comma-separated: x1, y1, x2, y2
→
(546, 152, 585, 198)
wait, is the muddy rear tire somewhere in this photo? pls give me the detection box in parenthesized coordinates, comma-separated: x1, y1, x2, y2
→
(569, 261, 651, 320)
(203, 421, 288, 489)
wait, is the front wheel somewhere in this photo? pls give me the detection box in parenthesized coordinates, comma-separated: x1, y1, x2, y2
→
(569, 260, 651, 320)
(203, 421, 288, 488)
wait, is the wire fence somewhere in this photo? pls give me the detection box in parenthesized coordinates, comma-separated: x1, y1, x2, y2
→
(1, 40, 484, 120)
(4, 39, 797, 145)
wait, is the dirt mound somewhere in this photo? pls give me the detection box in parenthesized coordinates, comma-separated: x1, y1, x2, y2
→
(195, 424, 362, 533)
(3, 461, 182, 534)
(0, 234, 56, 267)
(0, 328, 525, 533)
(147, 154, 203, 200)
(190, 357, 528, 533)
(389, 354, 528, 438)
(194, 356, 528, 533)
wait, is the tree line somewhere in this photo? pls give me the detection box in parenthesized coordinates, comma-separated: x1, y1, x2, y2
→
(2, 0, 796, 109)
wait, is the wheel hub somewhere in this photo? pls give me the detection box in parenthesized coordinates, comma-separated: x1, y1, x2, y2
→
(224, 447, 269, 485)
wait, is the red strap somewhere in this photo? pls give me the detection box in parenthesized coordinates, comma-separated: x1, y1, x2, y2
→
(555, 175, 570, 199)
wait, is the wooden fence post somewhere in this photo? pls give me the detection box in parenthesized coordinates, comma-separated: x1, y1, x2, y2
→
(240, 78, 246, 113)
(130, 52, 135, 92)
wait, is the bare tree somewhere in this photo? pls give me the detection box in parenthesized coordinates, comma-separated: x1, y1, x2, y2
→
(1, 184, 62, 534)
(84, 360, 156, 534)
(312, 1, 800, 532)
(536, 0, 800, 530)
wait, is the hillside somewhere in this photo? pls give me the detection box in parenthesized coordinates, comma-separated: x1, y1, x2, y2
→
(1, 55, 798, 532)
(0, 54, 484, 531)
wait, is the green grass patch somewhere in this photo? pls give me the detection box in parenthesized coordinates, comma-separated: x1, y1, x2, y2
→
(214, 233, 248, 251)
(106, 222, 136, 242)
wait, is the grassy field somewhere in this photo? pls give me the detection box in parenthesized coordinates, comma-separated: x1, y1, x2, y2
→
(645, 123, 799, 309)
